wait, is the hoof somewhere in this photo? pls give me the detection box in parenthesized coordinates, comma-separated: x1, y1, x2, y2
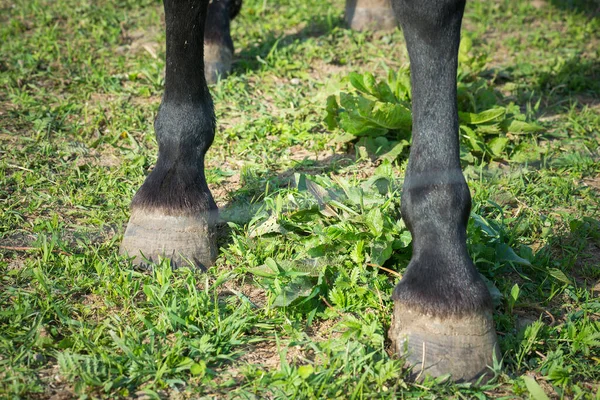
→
(120, 208, 218, 270)
(204, 42, 233, 84)
(389, 303, 500, 383)
(345, 0, 397, 31)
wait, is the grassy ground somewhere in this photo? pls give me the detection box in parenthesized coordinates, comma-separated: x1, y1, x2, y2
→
(1, 0, 599, 398)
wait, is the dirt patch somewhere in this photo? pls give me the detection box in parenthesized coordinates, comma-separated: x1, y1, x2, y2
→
(583, 176, 600, 192)
(219, 280, 268, 309)
(207, 166, 241, 208)
(35, 364, 75, 400)
(0, 225, 118, 262)
(57, 140, 123, 170)
(574, 95, 600, 109)
(573, 240, 600, 296)
(207, 146, 358, 208)
(116, 27, 162, 59)
(237, 339, 305, 370)
(306, 317, 342, 341)
(524, 372, 559, 399)
(310, 59, 353, 82)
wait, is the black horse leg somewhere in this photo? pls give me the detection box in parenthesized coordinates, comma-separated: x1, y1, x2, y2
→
(121, 0, 497, 382)
(121, 0, 218, 270)
(388, 0, 500, 382)
(204, 0, 242, 84)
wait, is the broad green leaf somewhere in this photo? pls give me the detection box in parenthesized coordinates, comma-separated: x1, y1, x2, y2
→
(342, 185, 364, 207)
(362, 160, 395, 191)
(460, 125, 483, 152)
(479, 274, 502, 307)
(373, 81, 397, 103)
(273, 276, 315, 307)
(339, 112, 387, 137)
(522, 376, 550, 400)
(496, 243, 532, 266)
(363, 72, 377, 95)
(362, 101, 412, 131)
(357, 136, 389, 158)
(502, 119, 544, 134)
(472, 213, 500, 238)
(248, 265, 278, 278)
(339, 93, 412, 134)
(349, 72, 369, 94)
(548, 268, 572, 285)
(249, 214, 287, 238)
(295, 173, 307, 191)
(370, 240, 393, 266)
(298, 365, 314, 379)
(373, 159, 394, 178)
(305, 178, 335, 206)
(488, 136, 509, 157)
(190, 362, 206, 377)
(510, 283, 520, 303)
(476, 123, 502, 135)
(394, 230, 412, 248)
(392, 68, 411, 101)
(460, 144, 476, 163)
(333, 132, 355, 143)
(381, 140, 409, 162)
(294, 258, 327, 277)
(459, 108, 505, 125)
(324, 95, 339, 130)
(339, 91, 356, 110)
(366, 208, 384, 237)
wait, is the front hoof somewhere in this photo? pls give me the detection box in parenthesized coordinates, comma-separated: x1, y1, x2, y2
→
(389, 303, 500, 383)
(345, 0, 397, 31)
(204, 42, 233, 84)
(120, 208, 217, 270)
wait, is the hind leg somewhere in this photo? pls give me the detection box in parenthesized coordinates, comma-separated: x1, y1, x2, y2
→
(345, 0, 396, 31)
(204, 0, 242, 84)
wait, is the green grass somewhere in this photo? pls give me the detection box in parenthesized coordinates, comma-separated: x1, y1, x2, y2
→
(1, 0, 599, 398)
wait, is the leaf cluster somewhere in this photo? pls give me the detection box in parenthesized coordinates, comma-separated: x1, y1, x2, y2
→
(233, 162, 410, 312)
(325, 37, 545, 164)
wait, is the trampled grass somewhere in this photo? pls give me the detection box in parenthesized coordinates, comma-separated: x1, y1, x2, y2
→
(1, 0, 599, 398)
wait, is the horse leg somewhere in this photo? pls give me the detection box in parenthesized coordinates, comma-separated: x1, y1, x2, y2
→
(204, 0, 242, 84)
(121, 0, 218, 270)
(388, 0, 500, 382)
(345, 0, 396, 31)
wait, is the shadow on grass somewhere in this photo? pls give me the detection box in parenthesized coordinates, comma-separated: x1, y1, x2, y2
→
(535, 57, 600, 107)
(543, 216, 600, 289)
(491, 54, 600, 115)
(215, 151, 356, 248)
(231, 13, 347, 76)
(503, 216, 600, 361)
(548, 0, 600, 15)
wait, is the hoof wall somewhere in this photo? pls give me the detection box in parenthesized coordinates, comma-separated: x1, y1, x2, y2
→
(120, 209, 217, 270)
(345, 0, 397, 31)
(389, 304, 500, 383)
(204, 43, 233, 84)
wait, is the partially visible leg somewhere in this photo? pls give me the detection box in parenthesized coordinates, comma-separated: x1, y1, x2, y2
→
(204, 0, 242, 84)
(121, 0, 218, 270)
(345, 0, 397, 31)
(204, 0, 396, 84)
(388, 0, 499, 382)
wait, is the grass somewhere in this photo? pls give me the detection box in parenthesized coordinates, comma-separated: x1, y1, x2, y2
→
(1, 0, 599, 398)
